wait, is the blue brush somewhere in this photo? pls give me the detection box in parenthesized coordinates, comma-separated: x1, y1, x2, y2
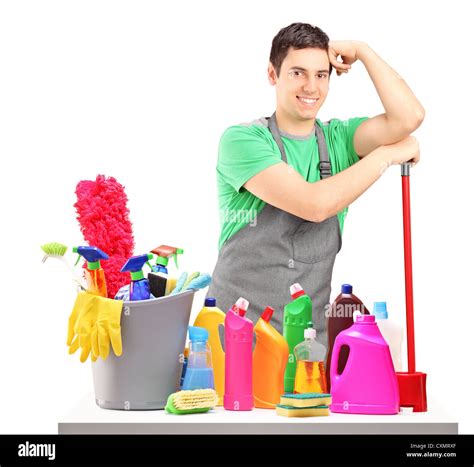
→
(170, 272, 188, 295)
(185, 273, 212, 291)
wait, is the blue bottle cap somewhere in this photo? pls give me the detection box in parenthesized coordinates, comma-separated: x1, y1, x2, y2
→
(341, 284, 353, 294)
(373, 301, 388, 320)
(205, 297, 216, 307)
(188, 326, 208, 342)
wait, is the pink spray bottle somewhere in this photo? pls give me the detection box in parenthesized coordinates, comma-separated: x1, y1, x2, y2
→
(224, 297, 254, 411)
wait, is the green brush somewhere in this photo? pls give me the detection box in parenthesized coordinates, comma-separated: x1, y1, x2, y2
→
(165, 389, 218, 415)
(41, 242, 86, 290)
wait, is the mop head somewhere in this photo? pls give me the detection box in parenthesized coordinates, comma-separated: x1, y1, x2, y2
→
(74, 175, 135, 299)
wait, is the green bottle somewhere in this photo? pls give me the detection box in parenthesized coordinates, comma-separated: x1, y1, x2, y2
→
(283, 283, 313, 392)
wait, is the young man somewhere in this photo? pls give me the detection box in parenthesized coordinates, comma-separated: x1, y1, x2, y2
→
(207, 23, 423, 345)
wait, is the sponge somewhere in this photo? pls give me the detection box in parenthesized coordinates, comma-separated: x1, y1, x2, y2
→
(276, 404, 330, 417)
(165, 389, 218, 415)
(280, 393, 332, 408)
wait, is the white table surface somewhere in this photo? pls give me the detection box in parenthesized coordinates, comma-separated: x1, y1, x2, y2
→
(58, 394, 458, 435)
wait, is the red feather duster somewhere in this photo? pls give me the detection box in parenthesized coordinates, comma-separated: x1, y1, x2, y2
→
(74, 175, 135, 298)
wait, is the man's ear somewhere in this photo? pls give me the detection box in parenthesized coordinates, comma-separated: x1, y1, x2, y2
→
(267, 62, 277, 86)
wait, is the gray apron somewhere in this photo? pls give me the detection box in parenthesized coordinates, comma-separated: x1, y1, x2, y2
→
(207, 113, 341, 348)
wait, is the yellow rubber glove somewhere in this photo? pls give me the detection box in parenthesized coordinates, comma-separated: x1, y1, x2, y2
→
(94, 296, 124, 361)
(67, 292, 99, 363)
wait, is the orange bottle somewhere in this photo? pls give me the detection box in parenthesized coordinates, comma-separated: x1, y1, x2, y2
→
(253, 306, 289, 408)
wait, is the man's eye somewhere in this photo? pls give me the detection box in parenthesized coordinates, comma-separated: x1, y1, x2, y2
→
(318, 74, 327, 79)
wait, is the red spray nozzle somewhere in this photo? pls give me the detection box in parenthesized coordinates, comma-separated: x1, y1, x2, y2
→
(261, 306, 274, 322)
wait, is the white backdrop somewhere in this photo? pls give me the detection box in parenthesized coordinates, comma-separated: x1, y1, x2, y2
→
(1, 0, 472, 433)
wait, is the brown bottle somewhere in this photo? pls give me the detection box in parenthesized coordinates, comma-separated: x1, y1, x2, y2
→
(325, 284, 370, 392)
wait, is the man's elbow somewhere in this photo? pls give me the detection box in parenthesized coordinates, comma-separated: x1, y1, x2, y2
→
(304, 201, 331, 223)
(404, 105, 425, 132)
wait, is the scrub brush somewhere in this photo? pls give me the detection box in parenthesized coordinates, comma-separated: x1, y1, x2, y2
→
(165, 389, 218, 415)
(41, 242, 86, 290)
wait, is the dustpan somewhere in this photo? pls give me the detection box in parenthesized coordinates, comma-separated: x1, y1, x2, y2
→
(396, 162, 427, 412)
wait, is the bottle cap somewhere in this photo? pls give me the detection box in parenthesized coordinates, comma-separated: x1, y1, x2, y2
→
(355, 314, 375, 324)
(204, 297, 216, 307)
(341, 284, 353, 294)
(232, 297, 249, 317)
(290, 283, 305, 299)
(188, 326, 208, 342)
(261, 306, 274, 322)
(304, 322, 316, 339)
(373, 302, 388, 320)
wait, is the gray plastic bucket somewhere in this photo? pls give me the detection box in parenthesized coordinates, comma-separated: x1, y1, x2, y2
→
(91, 290, 195, 410)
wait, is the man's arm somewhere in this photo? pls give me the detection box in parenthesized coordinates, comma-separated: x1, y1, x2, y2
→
(244, 137, 420, 222)
(328, 41, 425, 158)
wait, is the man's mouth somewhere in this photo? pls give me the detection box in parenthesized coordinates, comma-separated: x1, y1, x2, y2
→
(297, 96, 319, 107)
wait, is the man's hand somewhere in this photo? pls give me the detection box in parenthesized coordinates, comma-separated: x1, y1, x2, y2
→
(375, 136, 420, 168)
(328, 41, 367, 76)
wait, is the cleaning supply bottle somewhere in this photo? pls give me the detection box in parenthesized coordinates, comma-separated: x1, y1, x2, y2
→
(373, 302, 403, 372)
(148, 245, 184, 298)
(283, 283, 313, 393)
(120, 253, 154, 301)
(330, 314, 400, 414)
(326, 283, 370, 392)
(224, 297, 253, 411)
(182, 326, 215, 390)
(179, 347, 190, 389)
(294, 322, 327, 394)
(193, 297, 225, 405)
(253, 306, 289, 408)
(73, 246, 109, 297)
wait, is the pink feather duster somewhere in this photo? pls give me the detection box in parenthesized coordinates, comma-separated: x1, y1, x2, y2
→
(74, 175, 135, 299)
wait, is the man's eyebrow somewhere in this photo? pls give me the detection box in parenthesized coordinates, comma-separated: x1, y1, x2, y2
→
(289, 66, 330, 74)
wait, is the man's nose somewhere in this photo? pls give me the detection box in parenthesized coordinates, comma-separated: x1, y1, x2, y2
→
(303, 75, 319, 95)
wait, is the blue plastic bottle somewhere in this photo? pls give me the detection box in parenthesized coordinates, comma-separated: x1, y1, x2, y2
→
(120, 253, 154, 301)
(182, 326, 215, 390)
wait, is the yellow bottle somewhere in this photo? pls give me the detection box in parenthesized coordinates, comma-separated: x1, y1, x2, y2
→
(253, 306, 289, 408)
(193, 297, 225, 405)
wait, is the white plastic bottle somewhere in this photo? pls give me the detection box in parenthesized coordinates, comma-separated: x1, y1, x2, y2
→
(373, 302, 403, 372)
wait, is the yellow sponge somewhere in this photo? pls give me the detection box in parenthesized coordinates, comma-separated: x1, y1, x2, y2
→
(276, 404, 330, 417)
(280, 393, 332, 408)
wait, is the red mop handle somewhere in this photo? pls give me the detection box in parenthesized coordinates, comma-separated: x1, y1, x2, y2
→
(401, 163, 416, 373)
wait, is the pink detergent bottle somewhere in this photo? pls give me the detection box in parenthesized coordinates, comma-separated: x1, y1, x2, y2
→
(330, 314, 400, 415)
(224, 297, 254, 411)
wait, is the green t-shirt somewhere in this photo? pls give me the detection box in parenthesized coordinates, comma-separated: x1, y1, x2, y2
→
(216, 116, 369, 251)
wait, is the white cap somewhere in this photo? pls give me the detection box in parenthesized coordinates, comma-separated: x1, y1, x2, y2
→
(290, 283, 303, 296)
(304, 327, 316, 339)
(235, 297, 249, 311)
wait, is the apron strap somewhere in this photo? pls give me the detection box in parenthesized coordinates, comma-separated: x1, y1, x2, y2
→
(268, 112, 332, 179)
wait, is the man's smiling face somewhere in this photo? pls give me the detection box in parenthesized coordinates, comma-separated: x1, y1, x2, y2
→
(268, 47, 330, 124)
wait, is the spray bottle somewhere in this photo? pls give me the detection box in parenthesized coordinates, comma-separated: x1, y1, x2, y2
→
(120, 253, 154, 301)
(253, 306, 289, 408)
(73, 246, 109, 297)
(283, 283, 313, 393)
(224, 297, 253, 411)
(148, 245, 184, 297)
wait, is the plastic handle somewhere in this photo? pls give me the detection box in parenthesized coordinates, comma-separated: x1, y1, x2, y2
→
(401, 163, 416, 373)
(330, 336, 350, 385)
